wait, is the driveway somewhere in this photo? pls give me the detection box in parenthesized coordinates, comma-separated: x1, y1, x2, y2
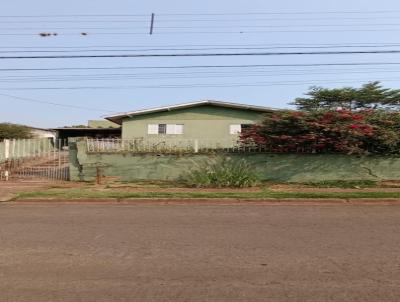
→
(1, 203, 400, 301)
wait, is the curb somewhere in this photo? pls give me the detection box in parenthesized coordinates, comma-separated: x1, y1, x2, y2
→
(9, 198, 400, 205)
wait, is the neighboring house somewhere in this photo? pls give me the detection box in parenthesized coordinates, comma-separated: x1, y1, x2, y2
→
(54, 120, 121, 141)
(105, 100, 276, 144)
(87, 120, 120, 129)
(28, 127, 56, 139)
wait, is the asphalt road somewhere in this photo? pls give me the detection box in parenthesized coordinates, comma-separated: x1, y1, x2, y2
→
(1, 203, 400, 302)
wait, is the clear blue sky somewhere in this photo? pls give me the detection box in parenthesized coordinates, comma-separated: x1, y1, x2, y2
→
(2, 0, 400, 127)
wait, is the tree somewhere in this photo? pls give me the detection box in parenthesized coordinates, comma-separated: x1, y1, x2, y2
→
(239, 110, 400, 155)
(0, 123, 32, 140)
(292, 82, 400, 111)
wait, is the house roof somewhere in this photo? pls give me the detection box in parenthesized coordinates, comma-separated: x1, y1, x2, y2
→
(104, 100, 278, 125)
(52, 127, 121, 131)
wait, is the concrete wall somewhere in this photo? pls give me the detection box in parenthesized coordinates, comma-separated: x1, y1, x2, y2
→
(70, 140, 400, 182)
(0, 138, 55, 163)
(121, 105, 265, 140)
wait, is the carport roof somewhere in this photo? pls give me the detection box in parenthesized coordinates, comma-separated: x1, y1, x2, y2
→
(104, 100, 278, 125)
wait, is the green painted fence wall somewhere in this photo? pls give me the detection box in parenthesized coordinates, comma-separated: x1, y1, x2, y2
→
(0, 138, 55, 163)
(69, 140, 400, 182)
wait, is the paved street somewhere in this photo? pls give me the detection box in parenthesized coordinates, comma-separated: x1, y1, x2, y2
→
(1, 203, 400, 302)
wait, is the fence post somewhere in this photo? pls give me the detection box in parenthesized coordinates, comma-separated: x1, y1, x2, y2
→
(4, 139, 10, 159)
(194, 139, 199, 153)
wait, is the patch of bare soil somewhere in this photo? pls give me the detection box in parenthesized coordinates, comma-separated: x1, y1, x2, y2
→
(0, 180, 85, 201)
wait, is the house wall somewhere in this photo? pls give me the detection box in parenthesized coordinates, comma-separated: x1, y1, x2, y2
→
(69, 140, 400, 182)
(30, 129, 56, 139)
(121, 105, 266, 140)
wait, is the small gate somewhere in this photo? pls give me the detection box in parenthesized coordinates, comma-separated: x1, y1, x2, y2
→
(0, 139, 70, 181)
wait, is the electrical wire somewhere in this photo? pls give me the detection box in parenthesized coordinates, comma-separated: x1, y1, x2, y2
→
(1, 77, 400, 90)
(0, 92, 114, 112)
(2, 62, 400, 72)
(2, 49, 400, 59)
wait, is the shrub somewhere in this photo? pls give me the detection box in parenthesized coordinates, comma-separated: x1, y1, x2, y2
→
(0, 123, 32, 140)
(182, 157, 259, 188)
(240, 109, 400, 155)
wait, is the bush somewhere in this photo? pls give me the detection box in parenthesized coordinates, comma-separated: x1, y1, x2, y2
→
(0, 123, 32, 140)
(182, 157, 259, 188)
(240, 109, 400, 155)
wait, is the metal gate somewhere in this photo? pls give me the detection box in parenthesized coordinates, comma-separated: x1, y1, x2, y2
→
(0, 138, 69, 181)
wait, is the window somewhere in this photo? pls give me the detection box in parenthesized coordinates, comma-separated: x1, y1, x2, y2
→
(230, 124, 241, 134)
(230, 124, 252, 134)
(148, 124, 158, 134)
(148, 124, 184, 135)
(158, 124, 167, 134)
(241, 124, 252, 131)
(167, 124, 183, 135)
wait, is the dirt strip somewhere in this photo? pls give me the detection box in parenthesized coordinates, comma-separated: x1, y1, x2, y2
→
(8, 198, 400, 205)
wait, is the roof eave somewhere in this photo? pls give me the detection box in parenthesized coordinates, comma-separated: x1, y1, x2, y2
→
(104, 100, 277, 124)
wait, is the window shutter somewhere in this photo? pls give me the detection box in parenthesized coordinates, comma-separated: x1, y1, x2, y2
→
(230, 124, 241, 134)
(175, 124, 184, 134)
(166, 124, 184, 134)
(166, 124, 175, 134)
(148, 124, 158, 134)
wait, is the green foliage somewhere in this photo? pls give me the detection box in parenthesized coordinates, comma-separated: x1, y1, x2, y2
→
(0, 123, 32, 140)
(16, 188, 400, 200)
(302, 180, 377, 188)
(182, 157, 259, 188)
(292, 82, 400, 111)
(240, 109, 400, 155)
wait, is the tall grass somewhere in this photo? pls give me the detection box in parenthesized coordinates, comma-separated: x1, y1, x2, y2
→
(182, 157, 259, 188)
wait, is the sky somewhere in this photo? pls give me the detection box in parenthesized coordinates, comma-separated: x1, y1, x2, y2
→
(2, 0, 400, 128)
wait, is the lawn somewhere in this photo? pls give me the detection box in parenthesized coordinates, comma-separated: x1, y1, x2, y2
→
(16, 187, 400, 200)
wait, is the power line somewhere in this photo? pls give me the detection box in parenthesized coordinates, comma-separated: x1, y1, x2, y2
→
(158, 10, 400, 16)
(2, 49, 400, 59)
(1, 77, 400, 90)
(2, 42, 400, 49)
(2, 44, 400, 54)
(2, 10, 400, 18)
(4, 28, 400, 36)
(2, 62, 400, 72)
(6, 22, 400, 31)
(3, 69, 400, 83)
(4, 16, 400, 24)
(0, 93, 114, 112)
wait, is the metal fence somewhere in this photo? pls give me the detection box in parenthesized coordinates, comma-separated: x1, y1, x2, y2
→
(0, 138, 70, 181)
(86, 138, 278, 154)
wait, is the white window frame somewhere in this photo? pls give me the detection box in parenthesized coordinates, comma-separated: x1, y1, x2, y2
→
(229, 124, 242, 134)
(148, 124, 158, 135)
(148, 123, 184, 135)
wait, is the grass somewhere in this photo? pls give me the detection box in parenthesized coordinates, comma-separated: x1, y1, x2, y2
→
(15, 188, 400, 200)
(182, 157, 259, 188)
(301, 180, 378, 188)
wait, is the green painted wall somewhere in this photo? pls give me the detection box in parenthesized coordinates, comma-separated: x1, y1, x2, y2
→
(121, 105, 265, 140)
(70, 140, 400, 182)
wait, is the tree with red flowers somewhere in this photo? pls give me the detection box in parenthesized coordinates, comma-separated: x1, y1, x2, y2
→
(240, 109, 400, 155)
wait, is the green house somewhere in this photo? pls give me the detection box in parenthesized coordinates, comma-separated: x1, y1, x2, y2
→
(105, 100, 276, 147)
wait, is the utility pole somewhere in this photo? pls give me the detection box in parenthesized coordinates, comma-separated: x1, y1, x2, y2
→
(149, 13, 155, 35)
